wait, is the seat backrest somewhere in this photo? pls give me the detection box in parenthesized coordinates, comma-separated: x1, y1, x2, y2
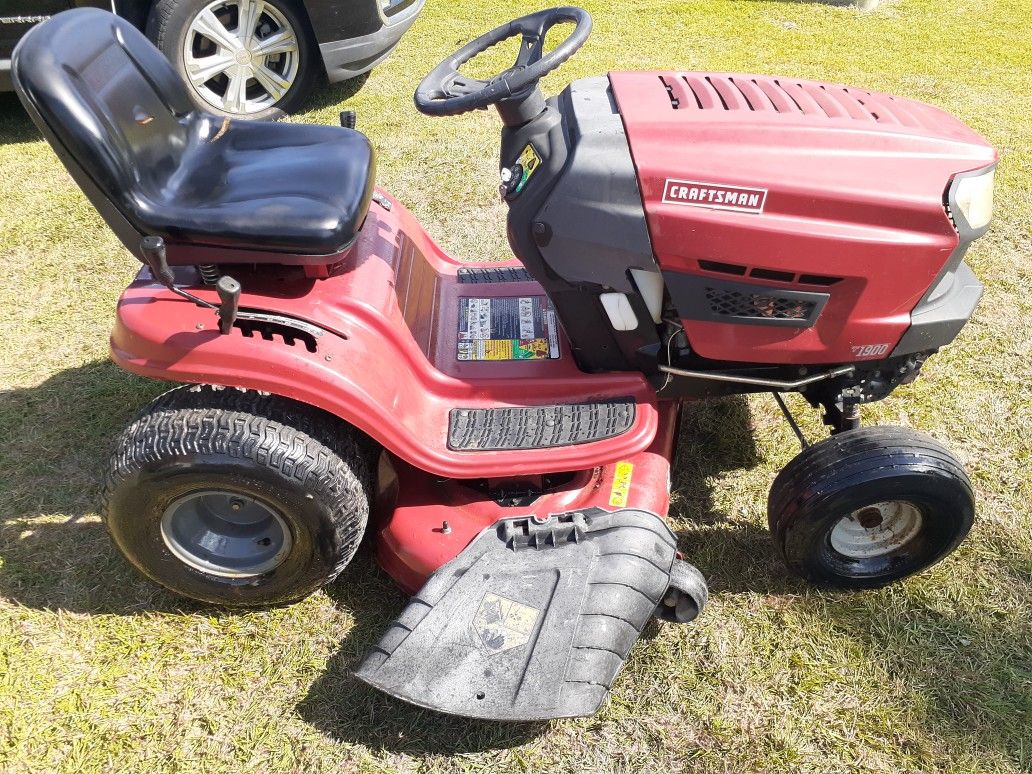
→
(12, 8, 201, 259)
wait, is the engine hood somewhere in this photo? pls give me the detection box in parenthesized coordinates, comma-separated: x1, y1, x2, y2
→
(608, 71, 997, 364)
(609, 71, 997, 226)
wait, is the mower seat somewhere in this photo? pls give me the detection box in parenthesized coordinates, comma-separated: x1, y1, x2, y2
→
(12, 8, 375, 267)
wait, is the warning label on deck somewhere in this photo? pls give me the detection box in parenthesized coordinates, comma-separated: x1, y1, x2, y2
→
(458, 296, 560, 361)
(609, 461, 635, 507)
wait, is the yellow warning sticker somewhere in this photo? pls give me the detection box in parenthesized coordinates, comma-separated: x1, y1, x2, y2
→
(609, 461, 635, 507)
(514, 144, 542, 193)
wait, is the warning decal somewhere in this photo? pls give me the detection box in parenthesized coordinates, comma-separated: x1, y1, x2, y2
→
(514, 144, 542, 195)
(609, 461, 635, 507)
(472, 592, 540, 653)
(458, 296, 560, 361)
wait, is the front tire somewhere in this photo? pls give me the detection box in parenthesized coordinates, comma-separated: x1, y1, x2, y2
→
(767, 426, 974, 589)
(146, 0, 319, 120)
(102, 385, 373, 606)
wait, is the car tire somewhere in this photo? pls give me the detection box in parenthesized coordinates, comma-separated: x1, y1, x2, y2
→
(102, 385, 374, 607)
(146, 0, 319, 120)
(767, 426, 975, 589)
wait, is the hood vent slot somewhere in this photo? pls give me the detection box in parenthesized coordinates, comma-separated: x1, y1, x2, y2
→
(698, 259, 842, 287)
(659, 73, 925, 127)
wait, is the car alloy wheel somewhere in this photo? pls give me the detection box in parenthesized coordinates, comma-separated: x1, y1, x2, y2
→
(183, 0, 300, 115)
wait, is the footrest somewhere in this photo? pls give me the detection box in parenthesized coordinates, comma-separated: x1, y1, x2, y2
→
(354, 508, 677, 720)
(447, 399, 635, 451)
(456, 266, 533, 284)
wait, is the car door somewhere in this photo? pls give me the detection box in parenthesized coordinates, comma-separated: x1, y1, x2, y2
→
(2, 1, 108, 65)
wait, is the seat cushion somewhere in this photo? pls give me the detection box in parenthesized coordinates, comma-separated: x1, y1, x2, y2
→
(13, 8, 375, 263)
(144, 119, 376, 255)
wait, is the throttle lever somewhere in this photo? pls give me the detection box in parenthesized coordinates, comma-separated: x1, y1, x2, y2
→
(140, 235, 177, 289)
(216, 276, 241, 334)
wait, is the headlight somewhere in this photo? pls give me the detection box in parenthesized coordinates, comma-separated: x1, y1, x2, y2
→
(952, 167, 995, 232)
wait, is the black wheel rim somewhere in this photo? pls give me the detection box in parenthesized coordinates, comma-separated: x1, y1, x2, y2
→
(160, 490, 292, 578)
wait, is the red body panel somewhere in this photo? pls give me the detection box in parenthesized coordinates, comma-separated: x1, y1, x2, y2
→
(110, 190, 658, 479)
(610, 71, 997, 364)
(375, 401, 680, 593)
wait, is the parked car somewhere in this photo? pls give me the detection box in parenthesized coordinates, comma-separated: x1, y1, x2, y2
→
(1, 0, 424, 119)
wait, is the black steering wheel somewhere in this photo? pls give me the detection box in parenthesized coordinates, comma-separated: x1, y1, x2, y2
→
(414, 7, 592, 117)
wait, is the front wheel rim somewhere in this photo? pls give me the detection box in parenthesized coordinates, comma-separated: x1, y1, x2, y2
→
(160, 489, 293, 577)
(829, 500, 924, 559)
(183, 0, 300, 115)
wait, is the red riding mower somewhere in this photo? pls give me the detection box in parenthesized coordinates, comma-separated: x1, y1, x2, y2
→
(14, 7, 994, 720)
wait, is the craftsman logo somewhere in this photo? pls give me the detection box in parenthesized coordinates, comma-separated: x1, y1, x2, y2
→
(662, 179, 768, 214)
(472, 592, 540, 653)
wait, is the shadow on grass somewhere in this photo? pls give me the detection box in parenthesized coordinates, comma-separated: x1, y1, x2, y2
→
(0, 360, 185, 613)
(0, 92, 40, 145)
(300, 73, 371, 115)
(668, 395, 805, 596)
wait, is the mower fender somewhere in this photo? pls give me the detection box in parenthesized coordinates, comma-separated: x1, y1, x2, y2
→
(355, 508, 682, 720)
(109, 267, 659, 479)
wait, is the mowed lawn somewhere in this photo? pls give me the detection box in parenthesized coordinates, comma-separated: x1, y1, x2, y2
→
(1, 0, 1030, 771)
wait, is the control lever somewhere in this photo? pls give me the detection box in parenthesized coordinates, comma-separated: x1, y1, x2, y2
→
(139, 235, 179, 290)
(139, 236, 240, 335)
(215, 276, 241, 334)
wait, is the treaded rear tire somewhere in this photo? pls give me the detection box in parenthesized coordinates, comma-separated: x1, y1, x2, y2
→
(767, 426, 974, 589)
(102, 384, 373, 607)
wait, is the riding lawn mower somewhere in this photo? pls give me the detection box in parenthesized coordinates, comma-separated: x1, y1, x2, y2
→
(13, 6, 994, 720)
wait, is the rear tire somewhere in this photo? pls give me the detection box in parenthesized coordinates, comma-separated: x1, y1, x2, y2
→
(102, 385, 373, 607)
(146, 0, 319, 120)
(767, 426, 974, 589)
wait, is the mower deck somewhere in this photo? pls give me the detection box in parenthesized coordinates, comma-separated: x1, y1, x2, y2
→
(110, 192, 658, 479)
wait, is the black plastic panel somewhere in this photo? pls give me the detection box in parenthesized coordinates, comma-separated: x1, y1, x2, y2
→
(535, 77, 660, 295)
(354, 509, 678, 720)
(457, 267, 534, 284)
(664, 272, 829, 329)
(448, 400, 635, 451)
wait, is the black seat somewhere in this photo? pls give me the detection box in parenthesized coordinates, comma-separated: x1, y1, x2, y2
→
(12, 8, 375, 266)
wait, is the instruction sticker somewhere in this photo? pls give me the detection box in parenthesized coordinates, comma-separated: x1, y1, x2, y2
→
(458, 296, 560, 361)
(609, 461, 635, 507)
(514, 144, 542, 194)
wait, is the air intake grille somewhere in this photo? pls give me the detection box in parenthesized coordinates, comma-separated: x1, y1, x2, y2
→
(659, 74, 929, 127)
(705, 287, 816, 321)
(662, 273, 830, 329)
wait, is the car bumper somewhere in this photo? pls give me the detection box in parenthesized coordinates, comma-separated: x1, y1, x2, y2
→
(318, 0, 424, 82)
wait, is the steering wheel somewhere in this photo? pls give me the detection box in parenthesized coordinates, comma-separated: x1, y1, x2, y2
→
(414, 7, 592, 117)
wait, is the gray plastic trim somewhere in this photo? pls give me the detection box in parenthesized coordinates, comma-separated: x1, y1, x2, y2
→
(318, 0, 424, 82)
(891, 163, 994, 355)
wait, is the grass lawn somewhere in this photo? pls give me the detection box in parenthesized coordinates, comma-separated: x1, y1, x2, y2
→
(1, 0, 1030, 770)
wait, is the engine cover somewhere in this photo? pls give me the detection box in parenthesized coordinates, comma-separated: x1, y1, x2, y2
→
(609, 71, 997, 364)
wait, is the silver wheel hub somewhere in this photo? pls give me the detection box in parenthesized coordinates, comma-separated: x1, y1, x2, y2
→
(160, 490, 293, 577)
(184, 0, 300, 115)
(829, 500, 924, 559)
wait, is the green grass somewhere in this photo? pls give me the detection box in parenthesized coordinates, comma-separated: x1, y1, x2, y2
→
(1, 0, 1030, 770)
